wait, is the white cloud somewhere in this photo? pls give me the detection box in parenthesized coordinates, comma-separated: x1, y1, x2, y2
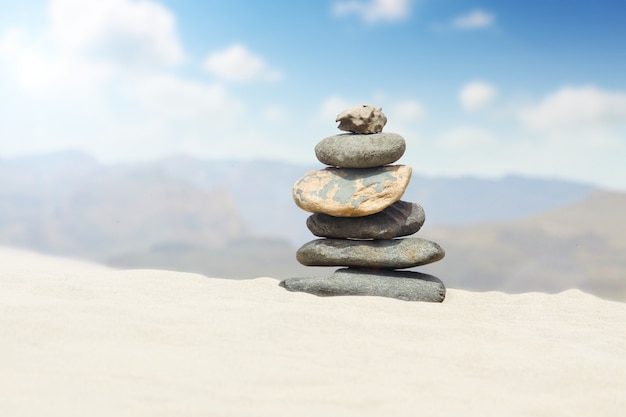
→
(391, 99, 424, 121)
(122, 75, 243, 122)
(451, 9, 495, 30)
(0, 0, 186, 94)
(0, 27, 114, 95)
(520, 86, 626, 131)
(437, 126, 498, 151)
(332, 0, 413, 23)
(203, 44, 282, 83)
(510, 129, 626, 189)
(0, 27, 21, 55)
(49, 0, 184, 68)
(263, 106, 286, 123)
(319, 96, 353, 122)
(424, 124, 626, 190)
(459, 81, 498, 111)
(0, 0, 246, 162)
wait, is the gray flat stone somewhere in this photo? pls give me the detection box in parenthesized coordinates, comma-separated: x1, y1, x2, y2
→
(315, 132, 406, 168)
(292, 165, 412, 217)
(280, 268, 446, 302)
(306, 201, 425, 239)
(296, 237, 445, 269)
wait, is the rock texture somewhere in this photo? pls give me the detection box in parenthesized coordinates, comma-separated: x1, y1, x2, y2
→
(336, 105, 387, 134)
(315, 132, 406, 168)
(296, 238, 445, 269)
(280, 268, 446, 302)
(292, 165, 412, 217)
(283, 104, 447, 302)
(306, 201, 424, 239)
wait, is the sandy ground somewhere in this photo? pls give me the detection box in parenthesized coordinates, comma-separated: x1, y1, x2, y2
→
(1, 246, 625, 417)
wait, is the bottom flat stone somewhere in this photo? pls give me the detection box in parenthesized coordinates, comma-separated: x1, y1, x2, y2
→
(279, 268, 446, 302)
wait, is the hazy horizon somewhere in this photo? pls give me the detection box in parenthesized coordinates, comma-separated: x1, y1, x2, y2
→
(3, 147, 618, 193)
(4, 151, 625, 301)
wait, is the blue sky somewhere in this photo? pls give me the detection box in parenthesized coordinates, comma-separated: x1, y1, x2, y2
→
(1, 0, 625, 190)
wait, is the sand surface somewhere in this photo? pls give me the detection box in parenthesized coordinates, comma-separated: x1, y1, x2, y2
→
(1, 247, 625, 416)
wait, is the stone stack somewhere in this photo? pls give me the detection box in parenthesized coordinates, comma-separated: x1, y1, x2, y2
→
(280, 105, 446, 302)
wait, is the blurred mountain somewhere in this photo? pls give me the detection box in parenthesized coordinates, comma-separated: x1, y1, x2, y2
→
(419, 190, 626, 301)
(138, 154, 597, 245)
(0, 151, 248, 260)
(3, 151, 624, 301)
(108, 189, 626, 302)
(2, 151, 596, 246)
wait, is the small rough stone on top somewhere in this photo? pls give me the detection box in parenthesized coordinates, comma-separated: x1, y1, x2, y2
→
(336, 104, 387, 134)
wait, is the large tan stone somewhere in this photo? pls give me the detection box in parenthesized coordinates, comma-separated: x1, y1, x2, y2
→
(292, 165, 412, 217)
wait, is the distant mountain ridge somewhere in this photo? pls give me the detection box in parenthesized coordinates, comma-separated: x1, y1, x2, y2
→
(420, 190, 626, 301)
(0, 151, 248, 259)
(135, 153, 598, 244)
(5, 150, 624, 301)
(2, 150, 597, 246)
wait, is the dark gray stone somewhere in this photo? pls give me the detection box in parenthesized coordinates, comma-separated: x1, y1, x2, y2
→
(306, 201, 425, 239)
(279, 268, 446, 302)
(315, 132, 405, 168)
(296, 237, 445, 269)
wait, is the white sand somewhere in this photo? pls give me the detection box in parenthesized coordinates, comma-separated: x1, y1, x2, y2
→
(1, 247, 625, 417)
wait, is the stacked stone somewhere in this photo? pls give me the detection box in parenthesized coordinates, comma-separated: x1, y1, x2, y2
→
(280, 105, 446, 302)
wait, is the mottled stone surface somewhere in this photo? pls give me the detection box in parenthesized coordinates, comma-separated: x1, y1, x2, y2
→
(306, 201, 425, 239)
(296, 237, 445, 269)
(315, 132, 406, 168)
(280, 268, 446, 302)
(336, 105, 387, 134)
(292, 165, 412, 217)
